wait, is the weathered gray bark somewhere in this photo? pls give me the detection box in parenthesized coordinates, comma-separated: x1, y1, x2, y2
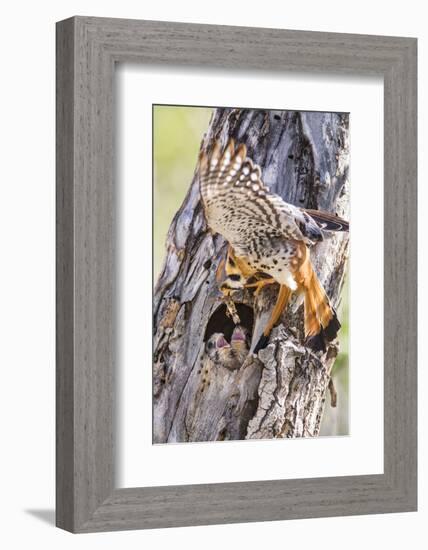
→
(153, 108, 349, 443)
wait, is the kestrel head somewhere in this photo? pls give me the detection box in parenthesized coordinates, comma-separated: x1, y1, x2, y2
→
(231, 325, 249, 346)
(205, 332, 230, 362)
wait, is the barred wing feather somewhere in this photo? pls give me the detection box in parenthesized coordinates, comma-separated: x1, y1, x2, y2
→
(198, 140, 323, 253)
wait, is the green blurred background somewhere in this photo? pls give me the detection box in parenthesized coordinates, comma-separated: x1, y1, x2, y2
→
(153, 106, 213, 276)
(153, 105, 349, 437)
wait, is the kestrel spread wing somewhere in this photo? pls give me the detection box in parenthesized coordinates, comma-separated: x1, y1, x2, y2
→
(199, 140, 325, 289)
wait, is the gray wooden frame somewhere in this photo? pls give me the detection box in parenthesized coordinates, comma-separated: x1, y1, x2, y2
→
(56, 16, 417, 533)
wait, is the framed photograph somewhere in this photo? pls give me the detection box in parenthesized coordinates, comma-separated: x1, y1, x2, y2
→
(56, 16, 417, 532)
(151, 104, 351, 447)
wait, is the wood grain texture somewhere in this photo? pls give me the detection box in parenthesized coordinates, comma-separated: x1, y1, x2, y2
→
(56, 16, 417, 532)
(56, 17, 75, 532)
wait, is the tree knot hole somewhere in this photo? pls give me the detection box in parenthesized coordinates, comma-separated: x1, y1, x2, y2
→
(204, 303, 254, 343)
(203, 303, 255, 370)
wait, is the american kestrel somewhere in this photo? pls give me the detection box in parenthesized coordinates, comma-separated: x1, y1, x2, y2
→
(199, 139, 349, 352)
(205, 326, 250, 370)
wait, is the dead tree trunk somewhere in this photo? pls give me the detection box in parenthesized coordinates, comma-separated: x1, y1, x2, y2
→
(153, 108, 349, 443)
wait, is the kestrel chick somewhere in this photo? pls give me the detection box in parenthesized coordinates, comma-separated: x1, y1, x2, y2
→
(206, 326, 250, 370)
(230, 325, 250, 366)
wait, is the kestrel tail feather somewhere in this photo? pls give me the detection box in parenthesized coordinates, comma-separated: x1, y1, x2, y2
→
(303, 208, 349, 232)
(301, 264, 341, 352)
(253, 285, 292, 353)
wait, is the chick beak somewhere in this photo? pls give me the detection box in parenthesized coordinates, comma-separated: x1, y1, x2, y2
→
(231, 327, 246, 343)
(216, 334, 230, 349)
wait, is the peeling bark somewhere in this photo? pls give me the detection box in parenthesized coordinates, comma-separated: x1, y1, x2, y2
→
(153, 108, 349, 443)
